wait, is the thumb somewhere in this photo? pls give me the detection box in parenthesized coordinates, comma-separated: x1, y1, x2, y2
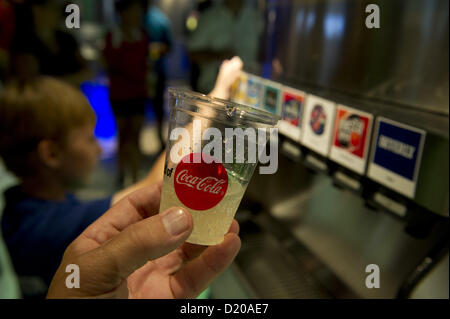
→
(80, 207, 193, 292)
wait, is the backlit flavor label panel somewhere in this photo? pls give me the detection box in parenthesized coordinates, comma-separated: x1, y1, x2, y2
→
(367, 117, 426, 199)
(278, 87, 305, 142)
(300, 94, 336, 156)
(231, 72, 248, 104)
(245, 75, 263, 108)
(262, 79, 282, 116)
(330, 105, 373, 175)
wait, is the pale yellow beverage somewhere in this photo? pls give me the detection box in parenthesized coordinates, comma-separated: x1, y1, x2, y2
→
(160, 88, 279, 246)
(160, 171, 247, 245)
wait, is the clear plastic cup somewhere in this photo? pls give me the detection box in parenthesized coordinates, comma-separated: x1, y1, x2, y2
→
(159, 88, 280, 245)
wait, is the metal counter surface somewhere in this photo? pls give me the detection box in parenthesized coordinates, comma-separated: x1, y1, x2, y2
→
(244, 155, 448, 298)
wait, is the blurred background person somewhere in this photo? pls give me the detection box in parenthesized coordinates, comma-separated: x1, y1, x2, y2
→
(10, 0, 92, 85)
(145, 0, 173, 150)
(0, 0, 15, 87)
(103, 0, 149, 187)
(0, 77, 166, 298)
(188, 0, 263, 94)
(0, 58, 242, 298)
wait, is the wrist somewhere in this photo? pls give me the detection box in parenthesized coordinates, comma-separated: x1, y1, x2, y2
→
(209, 85, 229, 100)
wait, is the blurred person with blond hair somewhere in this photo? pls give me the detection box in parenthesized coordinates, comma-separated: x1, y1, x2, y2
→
(0, 56, 242, 298)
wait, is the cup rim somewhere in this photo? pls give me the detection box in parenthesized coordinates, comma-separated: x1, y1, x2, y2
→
(168, 87, 281, 126)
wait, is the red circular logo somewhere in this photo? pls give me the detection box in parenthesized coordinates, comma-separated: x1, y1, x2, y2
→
(174, 153, 228, 211)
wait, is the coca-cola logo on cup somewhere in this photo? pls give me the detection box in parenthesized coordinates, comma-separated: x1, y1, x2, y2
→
(174, 153, 228, 211)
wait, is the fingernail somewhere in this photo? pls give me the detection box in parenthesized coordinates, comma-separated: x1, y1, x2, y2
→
(161, 208, 189, 236)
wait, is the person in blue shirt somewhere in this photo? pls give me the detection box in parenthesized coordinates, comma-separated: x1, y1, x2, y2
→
(145, 1, 173, 149)
(0, 57, 243, 298)
(0, 77, 164, 298)
(1, 188, 111, 293)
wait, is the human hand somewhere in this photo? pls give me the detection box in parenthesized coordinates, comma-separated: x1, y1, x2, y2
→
(209, 56, 243, 100)
(47, 181, 241, 298)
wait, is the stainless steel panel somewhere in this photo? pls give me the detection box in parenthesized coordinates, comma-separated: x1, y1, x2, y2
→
(262, 0, 449, 116)
(245, 155, 449, 298)
(257, 0, 449, 216)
